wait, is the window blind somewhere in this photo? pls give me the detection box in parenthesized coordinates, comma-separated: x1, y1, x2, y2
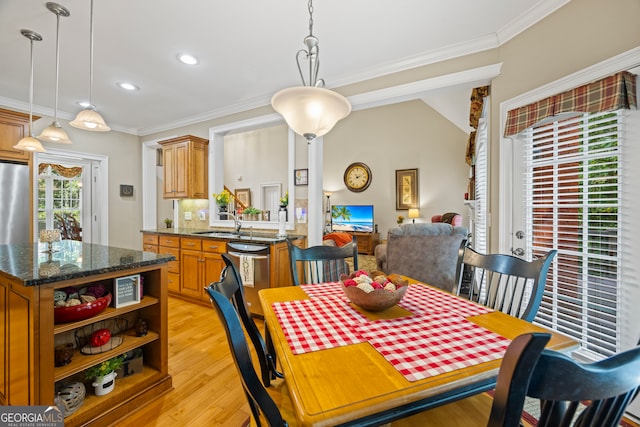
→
(474, 119, 488, 254)
(524, 111, 623, 359)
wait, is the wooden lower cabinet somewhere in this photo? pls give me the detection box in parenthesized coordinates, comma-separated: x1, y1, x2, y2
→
(180, 238, 226, 303)
(0, 263, 171, 426)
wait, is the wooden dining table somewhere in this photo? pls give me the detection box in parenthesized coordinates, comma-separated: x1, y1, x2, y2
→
(258, 276, 578, 427)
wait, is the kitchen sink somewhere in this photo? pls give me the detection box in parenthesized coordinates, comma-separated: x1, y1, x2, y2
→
(191, 231, 240, 238)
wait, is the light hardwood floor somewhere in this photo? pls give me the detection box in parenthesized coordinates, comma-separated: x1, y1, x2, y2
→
(121, 296, 256, 426)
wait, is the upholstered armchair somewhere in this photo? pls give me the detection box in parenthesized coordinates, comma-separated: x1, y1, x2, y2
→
(431, 212, 463, 226)
(374, 223, 468, 292)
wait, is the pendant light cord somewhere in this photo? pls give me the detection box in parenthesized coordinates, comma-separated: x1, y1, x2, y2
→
(53, 11, 61, 123)
(89, 0, 94, 107)
(28, 37, 35, 136)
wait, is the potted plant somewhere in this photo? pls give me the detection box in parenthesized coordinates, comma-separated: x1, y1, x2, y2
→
(279, 191, 289, 208)
(163, 218, 173, 228)
(85, 356, 124, 396)
(242, 206, 262, 221)
(213, 190, 234, 219)
(397, 215, 404, 225)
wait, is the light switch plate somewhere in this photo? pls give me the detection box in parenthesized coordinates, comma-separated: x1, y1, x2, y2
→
(184, 211, 192, 221)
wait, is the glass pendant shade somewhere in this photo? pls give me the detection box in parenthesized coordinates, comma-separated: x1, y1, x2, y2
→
(70, 107, 110, 131)
(14, 136, 46, 152)
(271, 86, 351, 140)
(39, 122, 72, 144)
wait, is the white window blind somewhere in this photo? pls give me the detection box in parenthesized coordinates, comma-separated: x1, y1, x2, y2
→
(474, 119, 488, 254)
(524, 110, 624, 359)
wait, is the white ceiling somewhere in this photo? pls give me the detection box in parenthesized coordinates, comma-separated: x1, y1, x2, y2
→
(0, 0, 568, 136)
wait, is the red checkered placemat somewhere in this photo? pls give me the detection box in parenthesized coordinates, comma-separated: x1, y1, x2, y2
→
(356, 313, 511, 382)
(301, 282, 347, 299)
(272, 296, 366, 354)
(399, 285, 492, 318)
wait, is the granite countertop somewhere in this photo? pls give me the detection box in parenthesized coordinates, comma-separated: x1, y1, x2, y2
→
(0, 240, 175, 286)
(142, 227, 305, 244)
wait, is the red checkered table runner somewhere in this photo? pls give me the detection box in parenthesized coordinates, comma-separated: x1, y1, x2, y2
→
(275, 282, 510, 381)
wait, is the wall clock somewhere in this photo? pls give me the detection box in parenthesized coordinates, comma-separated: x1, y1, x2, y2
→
(344, 162, 372, 192)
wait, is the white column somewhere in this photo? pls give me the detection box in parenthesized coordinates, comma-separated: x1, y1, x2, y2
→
(307, 137, 324, 246)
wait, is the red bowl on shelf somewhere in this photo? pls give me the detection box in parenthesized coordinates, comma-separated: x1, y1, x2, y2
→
(54, 293, 112, 324)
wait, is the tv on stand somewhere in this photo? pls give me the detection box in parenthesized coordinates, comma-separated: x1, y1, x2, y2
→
(331, 205, 379, 255)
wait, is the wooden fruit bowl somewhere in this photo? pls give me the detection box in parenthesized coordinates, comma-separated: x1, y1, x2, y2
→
(339, 271, 408, 311)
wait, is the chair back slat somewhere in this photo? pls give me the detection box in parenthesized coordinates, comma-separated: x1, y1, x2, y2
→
(288, 239, 358, 286)
(455, 243, 557, 322)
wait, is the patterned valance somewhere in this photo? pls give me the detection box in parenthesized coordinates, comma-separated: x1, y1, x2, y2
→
(38, 163, 83, 178)
(504, 71, 637, 137)
(466, 86, 490, 165)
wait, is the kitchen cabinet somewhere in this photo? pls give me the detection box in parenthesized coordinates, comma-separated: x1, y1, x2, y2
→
(158, 135, 208, 199)
(180, 237, 226, 303)
(0, 242, 172, 426)
(0, 108, 38, 162)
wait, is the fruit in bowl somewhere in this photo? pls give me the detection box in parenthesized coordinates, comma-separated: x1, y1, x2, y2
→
(339, 270, 409, 311)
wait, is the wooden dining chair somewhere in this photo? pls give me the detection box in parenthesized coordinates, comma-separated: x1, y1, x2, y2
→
(207, 285, 295, 427)
(454, 244, 557, 322)
(393, 333, 640, 427)
(206, 253, 283, 387)
(287, 238, 358, 286)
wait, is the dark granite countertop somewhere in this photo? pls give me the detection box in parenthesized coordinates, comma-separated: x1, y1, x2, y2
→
(0, 240, 174, 286)
(142, 227, 305, 244)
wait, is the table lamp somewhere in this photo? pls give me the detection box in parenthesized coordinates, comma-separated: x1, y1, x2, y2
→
(40, 229, 61, 253)
(408, 208, 420, 224)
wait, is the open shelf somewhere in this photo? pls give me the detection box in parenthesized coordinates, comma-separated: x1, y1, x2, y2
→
(54, 329, 159, 381)
(54, 297, 159, 334)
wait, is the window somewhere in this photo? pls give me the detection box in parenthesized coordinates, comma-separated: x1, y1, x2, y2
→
(38, 164, 83, 240)
(524, 111, 625, 359)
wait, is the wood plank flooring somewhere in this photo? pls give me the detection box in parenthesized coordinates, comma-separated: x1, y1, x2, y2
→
(120, 296, 255, 426)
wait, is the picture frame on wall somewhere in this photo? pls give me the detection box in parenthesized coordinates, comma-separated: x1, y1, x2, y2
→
(114, 274, 141, 308)
(396, 168, 419, 210)
(294, 168, 308, 186)
(235, 188, 251, 207)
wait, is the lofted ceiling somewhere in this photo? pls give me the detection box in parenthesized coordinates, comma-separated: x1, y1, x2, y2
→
(0, 0, 568, 136)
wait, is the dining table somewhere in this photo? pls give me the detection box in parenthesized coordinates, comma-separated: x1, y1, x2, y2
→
(258, 276, 578, 427)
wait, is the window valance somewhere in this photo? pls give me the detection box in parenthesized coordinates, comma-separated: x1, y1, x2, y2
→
(504, 71, 637, 137)
(38, 163, 83, 178)
(466, 86, 490, 165)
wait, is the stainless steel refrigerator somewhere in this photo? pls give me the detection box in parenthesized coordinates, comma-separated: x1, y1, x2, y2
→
(0, 161, 31, 244)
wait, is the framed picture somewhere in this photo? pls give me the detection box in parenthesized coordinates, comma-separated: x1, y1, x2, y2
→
(294, 168, 308, 186)
(235, 188, 251, 207)
(114, 274, 141, 308)
(396, 168, 419, 210)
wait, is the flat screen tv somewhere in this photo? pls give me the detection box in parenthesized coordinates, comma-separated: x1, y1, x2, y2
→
(331, 205, 374, 233)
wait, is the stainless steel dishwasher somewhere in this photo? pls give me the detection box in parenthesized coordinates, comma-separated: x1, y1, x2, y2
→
(226, 242, 270, 318)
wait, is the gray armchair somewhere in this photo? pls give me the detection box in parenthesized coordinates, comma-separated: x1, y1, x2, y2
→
(375, 223, 468, 292)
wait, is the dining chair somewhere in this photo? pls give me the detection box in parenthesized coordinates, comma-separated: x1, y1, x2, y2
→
(287, 238, 358, 286)
(206, 253, 283, 387)
(207, 285, 295, 427)
(393, 333, 640, 427)
(454, 244, 557, 322)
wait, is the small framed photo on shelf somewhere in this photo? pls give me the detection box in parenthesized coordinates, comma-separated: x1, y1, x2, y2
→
(294, 168, 308, 186)
(114, 274, 141, 308)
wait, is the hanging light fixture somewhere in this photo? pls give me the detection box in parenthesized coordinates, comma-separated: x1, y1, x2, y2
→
(271, 0, 351, 143)
(38, 2, 72, 144)
(70, 0, 110, 131)
(13, 29, 46, 153)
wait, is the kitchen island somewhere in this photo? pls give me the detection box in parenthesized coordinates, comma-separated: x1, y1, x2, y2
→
(141, 228, 305, 316)
(0, 240, 174, 426)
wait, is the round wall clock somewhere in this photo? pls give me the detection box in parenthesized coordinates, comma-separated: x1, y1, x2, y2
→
(344, 162, 372, 192)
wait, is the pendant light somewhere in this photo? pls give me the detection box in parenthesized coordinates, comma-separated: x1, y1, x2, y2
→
(13, 30, 46, 153)
(271, 0, 351, 143)
(70, 0, 110, 131)
(38, 2, 72, 144)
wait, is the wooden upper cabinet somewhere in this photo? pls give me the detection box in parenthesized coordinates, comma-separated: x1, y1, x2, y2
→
(0, 108, 39, 162)
(159, 135, 209, 199)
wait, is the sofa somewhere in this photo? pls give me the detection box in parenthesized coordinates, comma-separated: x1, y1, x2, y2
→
(374, 223, 468, 292)
(431, 212, 463, 226)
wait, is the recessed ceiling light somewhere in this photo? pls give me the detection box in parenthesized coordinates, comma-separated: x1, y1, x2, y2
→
(117, 82, 139, 91)
(78, 101, 91, 108)
(177, 53, 199, 65)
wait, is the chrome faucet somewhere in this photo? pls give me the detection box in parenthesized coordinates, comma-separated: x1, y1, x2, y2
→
(219, 212, 242, 234)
